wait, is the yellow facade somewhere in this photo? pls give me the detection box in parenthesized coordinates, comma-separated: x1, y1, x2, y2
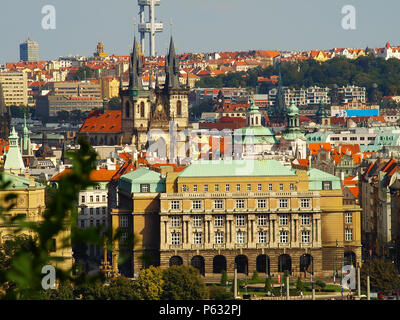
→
(112, 161, 362, 279)
(0, 174, 73, 271)
(100, 77, 120, 100)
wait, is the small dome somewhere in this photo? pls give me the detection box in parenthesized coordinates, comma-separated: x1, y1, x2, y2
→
(287, 100, 299, 115)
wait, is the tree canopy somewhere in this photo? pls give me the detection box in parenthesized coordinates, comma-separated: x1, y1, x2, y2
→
(161, 265, 208, 300)
(361, 259, 400, 294)
(196, 55, 400, 99)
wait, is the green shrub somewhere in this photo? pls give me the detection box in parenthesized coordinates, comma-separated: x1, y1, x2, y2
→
(315, 280, 326, 288)
(220, 270, 228, 286)
(209, 285, 234, 300)
(251, 270, 260, 281)
(264, 277, 272, 293)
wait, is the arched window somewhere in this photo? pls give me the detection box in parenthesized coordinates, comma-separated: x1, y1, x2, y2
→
(344, 251, 356, 267)
(300, 254, 313, 273)
(177, 100, 182, 116)
(213, 255, 227, 274)
(125, 101, 130, 118)
(235, 255, 248, 274)
(169, 256, 183, 267)
(191, 255, 205, 275)
(256, 254, 270, 275)
(140, 102, 145, 118)
(278, 254, 292, 274)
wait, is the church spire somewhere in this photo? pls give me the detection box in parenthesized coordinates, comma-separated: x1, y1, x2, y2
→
(129, 36, 143, 92)
(4, 126, 25, 172)
(164, 36, 181, 92)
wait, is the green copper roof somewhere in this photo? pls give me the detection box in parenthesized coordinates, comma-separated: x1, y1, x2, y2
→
(234, 126, 278, 144)
(282, 131, 306, 140)
(287, 101, 299, 116)
(234, 126, 276, 137)
(1, 172, 44, 189)
(120, 167, 164, 183)
(307, 168, 341, 190)
(119, 167, 165, 193)
(247, 99, 260, 114)
(179, 160, 296, 177)
(306, 132, 330, 143)
(373, 133, 400, 146)
(4, 127, 25, 171)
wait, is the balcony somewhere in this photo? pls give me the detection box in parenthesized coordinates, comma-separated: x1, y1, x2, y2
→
(213, 244, 226, 250)
(169, 244, 182, 250)
(138, 0, 161, 5)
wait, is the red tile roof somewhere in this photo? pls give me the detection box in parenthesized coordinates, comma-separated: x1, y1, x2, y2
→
(80, 110, 122, 133)
(51, 167, 119, 182)
(308, 143, 332, 155)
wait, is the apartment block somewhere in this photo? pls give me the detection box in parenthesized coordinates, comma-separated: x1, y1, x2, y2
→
(0, 71, 28, 106)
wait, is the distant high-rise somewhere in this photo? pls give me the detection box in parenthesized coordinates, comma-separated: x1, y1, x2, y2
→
(138, 0, 164, 57)
(19, 39, 39, 62)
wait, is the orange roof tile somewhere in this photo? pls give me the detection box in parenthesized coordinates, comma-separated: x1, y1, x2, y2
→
(51, 167, 119, 182)
(80, 110, 122, 133)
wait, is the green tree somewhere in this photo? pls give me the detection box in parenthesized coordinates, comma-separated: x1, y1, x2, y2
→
(0, 137, 129, 300)
(220, 270, 228, 286)
(106, 276, 137, 300)
(296, 276, 304, 293)
(161, 265, 208, 300)
(72, 66, 95, 81)
(251, 270, 260, 281)
(189, 101, 214, 120)
(9, 105, 30, 118)
(208, 285, 233, 300)
(39, 281, 75, 300)
(264, 277, 272, 293)
(74, 279, 106, 300)
(131, 266, 164, 300)
(361, 259, 400, 294)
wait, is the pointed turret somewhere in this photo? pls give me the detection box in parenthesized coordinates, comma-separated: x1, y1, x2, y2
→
(4, 126, 25, 172)
(128, 37, 144, 93)
(164, 36, 181, 91)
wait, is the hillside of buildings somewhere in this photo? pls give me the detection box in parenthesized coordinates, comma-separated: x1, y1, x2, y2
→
(196, 55, 400, 100)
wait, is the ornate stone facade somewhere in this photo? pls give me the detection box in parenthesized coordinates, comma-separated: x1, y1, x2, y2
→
(120, 37, 189, 159)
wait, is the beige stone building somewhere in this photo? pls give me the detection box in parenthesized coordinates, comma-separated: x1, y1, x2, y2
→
(112, 160, 362, 279)
(0, 172, 73, 271)
(49, 81, 101, 98)
(0, 71, 28, 106)
(158, 160, 362, 278)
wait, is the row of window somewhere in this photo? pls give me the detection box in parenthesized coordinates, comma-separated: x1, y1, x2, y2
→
(170, 229, 354, 245)
(331, 136, 375, 141)
(170, 230, 313, 245)
(81, 207, 107, 215)
(181, 183, 297, 193)
(80, 219, 107, 228)
(170, 214, 313, 228)
(81, 193, 106, 204)
(171, 198, 311, 210)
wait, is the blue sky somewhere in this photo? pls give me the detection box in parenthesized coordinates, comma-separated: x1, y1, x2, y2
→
(0, 0, 399, 63)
